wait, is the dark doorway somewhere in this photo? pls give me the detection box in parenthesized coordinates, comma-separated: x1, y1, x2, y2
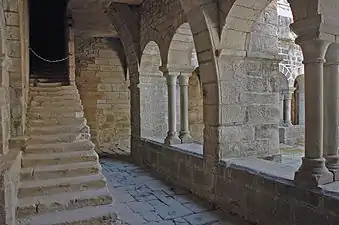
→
(29, 0, 69, 83)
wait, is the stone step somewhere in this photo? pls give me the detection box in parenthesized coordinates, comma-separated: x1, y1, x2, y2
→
(28, 123, 88, 136)
(16, 204, 117, 225)
(27, 133, 89, 145)
(28, 105, 84, 113)
(28, 117, 86, 127)
(30, 85, 76, 92)
(29, 89, 79, 96)
(16, 187, 113, 219)
(27, 111, 84, 120)
(25, 139, 94, 154)
(22, 150, 98, 168)
(35, 82, 64, 87)
(30, 99, 81, 107)
(30, 94, 80, 101)
(20, 161, 101, 181)
(18, 174, 107, 198)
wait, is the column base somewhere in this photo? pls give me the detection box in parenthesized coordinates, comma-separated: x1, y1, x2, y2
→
(325, 155, 339, 181)
(164, 132, 181, 145)
(179, 131, 193, 144)
(284, 122, 293, 127)
(294, 157, 334, 187)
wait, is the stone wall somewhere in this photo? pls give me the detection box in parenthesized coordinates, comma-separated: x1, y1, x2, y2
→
(188, 72, 203, 143)
(132, 140, 339, 225)
(0, 150, 21, 225)
(74, 36, 131, 152)
(139, 42, 168, 140)
(279, 125, 305, 146)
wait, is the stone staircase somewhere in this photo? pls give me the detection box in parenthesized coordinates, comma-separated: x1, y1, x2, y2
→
(16, 84, 118, 225)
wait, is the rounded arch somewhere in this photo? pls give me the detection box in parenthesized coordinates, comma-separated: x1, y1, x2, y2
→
(220, 0, 274, 54)
(278, 72, 289, 92)
(167, 22, 195, 68)
(139, 41, 168, 139)
(294, 74, 304, 92)
(292, 74, 304, 125)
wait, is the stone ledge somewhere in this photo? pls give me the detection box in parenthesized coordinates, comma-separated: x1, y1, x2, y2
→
(132, 137, 339, 224)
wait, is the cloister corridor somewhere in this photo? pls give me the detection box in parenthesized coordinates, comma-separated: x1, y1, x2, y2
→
(3, 0, 339, 224)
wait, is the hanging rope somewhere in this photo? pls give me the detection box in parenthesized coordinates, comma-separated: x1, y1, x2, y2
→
(29, 47, 69, 63)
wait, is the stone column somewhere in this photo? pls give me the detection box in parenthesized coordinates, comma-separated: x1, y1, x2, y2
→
(284, 88, 294, 126)
(161, 67, 181, 145)
(179, 72, 193, 143)
(323, 43, 339, 180)
(294, 39, 333, 187)
(279, 91, 285, 126)
(299, 91, 305, 125)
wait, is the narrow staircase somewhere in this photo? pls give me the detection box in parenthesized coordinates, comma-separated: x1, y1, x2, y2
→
(16, 83, 118, 225)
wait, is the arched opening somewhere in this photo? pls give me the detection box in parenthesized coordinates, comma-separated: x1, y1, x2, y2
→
(167, 22, 203, 145)
(29, 0, 69, 82)
(139, 41, 167, 140)
(292, 79, 299, 125)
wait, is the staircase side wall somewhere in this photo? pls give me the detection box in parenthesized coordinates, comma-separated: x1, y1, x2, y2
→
(74, 36, 131, 153)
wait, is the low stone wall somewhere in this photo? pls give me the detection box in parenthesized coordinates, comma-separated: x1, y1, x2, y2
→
(0, 150, 21, 225)
(132, 138, 339, 225)
(279, 125, 304, 145)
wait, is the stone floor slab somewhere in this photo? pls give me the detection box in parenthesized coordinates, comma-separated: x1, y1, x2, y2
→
(100, 158, 249, 225)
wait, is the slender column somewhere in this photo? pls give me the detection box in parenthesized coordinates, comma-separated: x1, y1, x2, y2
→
(162, 68, 181, 145)
(299, 91, 305, 125)
(323, 43, 339, 180)
(284, 88, 294, 126)
(294, 39, 333, 187)
(279, 91, 285, 126)
(179, 72, 193, 143)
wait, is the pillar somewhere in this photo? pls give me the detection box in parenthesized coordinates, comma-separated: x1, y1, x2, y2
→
(294, 39, 333, 187)
(299, 91, 305, 125)
(323, 43, 339, 180)
(279, 91, 285, 126)
(160, 66, 181, 145)
(284, 88, 294, 126)
(179, 72, 193, 143)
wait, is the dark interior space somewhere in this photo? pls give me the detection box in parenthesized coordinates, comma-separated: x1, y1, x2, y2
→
(29, 0, 69, 82)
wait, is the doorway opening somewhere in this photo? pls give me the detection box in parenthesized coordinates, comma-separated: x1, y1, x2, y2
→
(28, 0, 69, 83)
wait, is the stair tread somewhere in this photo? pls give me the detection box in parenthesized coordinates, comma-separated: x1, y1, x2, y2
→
(22, 150, 97, 160)
(16, 204, 116, 225)
(26, 139, 93, 150)
(18, 187, 111, 207)
(19, 174, 105, 189)
(20, 161, 100, 174)
(29, 132, 78, 139)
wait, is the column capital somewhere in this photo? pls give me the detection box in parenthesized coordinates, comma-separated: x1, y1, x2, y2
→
(179, 73, 192, 86)
(295, 38, 331, 64)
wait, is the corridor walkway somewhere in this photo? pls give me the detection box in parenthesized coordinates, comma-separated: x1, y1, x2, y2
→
(100, 158, 249, 225)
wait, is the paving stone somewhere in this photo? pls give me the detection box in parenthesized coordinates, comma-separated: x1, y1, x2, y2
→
(100, 159, 246, 225)
(183, 211, 220, 225)
(127, 201, 154, 213)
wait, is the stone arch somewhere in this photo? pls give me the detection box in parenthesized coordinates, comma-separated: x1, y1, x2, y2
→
(99, 2, 142, 141)
(177, 0, 221, 161)
(220, 0, 274, 55)
(139, 41, 168, 139)
(167, 22, 195, 68)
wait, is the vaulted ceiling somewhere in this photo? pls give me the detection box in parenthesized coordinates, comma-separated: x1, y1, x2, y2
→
(68, 0, 143, 37)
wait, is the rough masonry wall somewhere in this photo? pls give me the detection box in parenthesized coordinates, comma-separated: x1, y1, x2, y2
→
(132, 140, 339, 225)
(188, 72, 203, 143)
(4, 0, 29, 139)
(75, 36, 131, 152)
(218, 2, 280, 158)
(139, 42, 168, 140)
